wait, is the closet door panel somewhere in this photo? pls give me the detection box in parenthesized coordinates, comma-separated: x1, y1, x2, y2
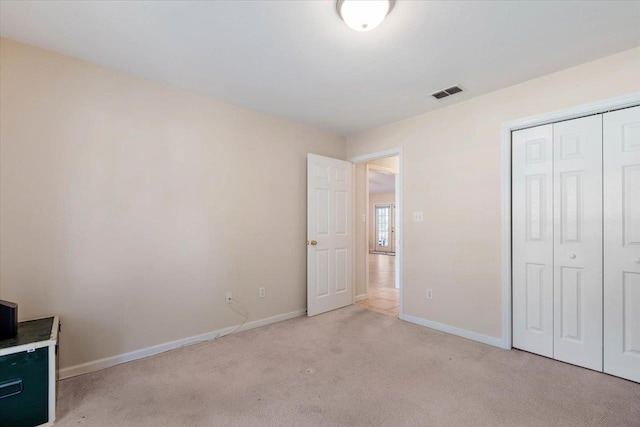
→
(512, 125, 554, 357)
(604, 105, 640, 383)
(553, 115, 603, 371)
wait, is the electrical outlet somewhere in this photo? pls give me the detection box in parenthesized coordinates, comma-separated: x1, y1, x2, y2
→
(226, 292, 232, 304)
(413, 211, 424, 222)
(259, 287, 266, 298)
(426, 289, 433, 300)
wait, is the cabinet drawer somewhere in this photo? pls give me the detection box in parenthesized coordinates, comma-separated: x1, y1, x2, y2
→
(0, 347, 48, 427)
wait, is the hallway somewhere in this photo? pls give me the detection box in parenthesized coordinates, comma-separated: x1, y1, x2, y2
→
(355, 253, 398, 316)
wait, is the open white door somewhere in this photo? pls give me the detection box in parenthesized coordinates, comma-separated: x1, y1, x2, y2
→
(307, 154, 353, 316)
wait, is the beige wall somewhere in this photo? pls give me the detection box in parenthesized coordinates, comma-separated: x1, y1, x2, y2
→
(368, 192, 395, 252)
(347, 47, 640, 340)
(0, 38, 345, 370)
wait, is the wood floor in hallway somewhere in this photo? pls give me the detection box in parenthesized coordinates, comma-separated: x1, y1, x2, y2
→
(355, 253, 399, 317)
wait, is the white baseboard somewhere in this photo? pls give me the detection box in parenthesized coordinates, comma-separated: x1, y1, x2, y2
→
(399, 314, 503, 348)
(59, 309, 306, 379)
(355, 294, 368, 302)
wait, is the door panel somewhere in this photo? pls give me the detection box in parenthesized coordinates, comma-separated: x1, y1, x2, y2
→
(553, 114, 603, 371)
(335, 248, 348, 292)
(307, 154, 352, 316)
(604, 105, 640, 382)
(622, 272, 640, 354)
(559, 266, 583, 342)
(512, 124, 554, 357)
(315, 250, 330, 297)
(525, 263, 545, 332)
(623, 165, 640, 245)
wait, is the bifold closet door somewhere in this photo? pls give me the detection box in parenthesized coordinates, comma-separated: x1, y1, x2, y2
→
(604, 106, 640, 383)
(512, 125, 554, 357)
(553, 115, 603, 371)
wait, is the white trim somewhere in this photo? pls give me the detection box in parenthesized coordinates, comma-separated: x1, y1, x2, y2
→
(59, 309, 306, 379)
(400, 314, 503, 348)
(500, 92, 640, 351)
(502, 92, 640, 132)
(348, 148, 403, 318)
(50, 316, 59, 342)
(500, 119, 513, 351)
(351, 162, 357, 305)
(48, 341, 56, 424)
(355, 294, 368, 302)
(49, 317, 59, 424)
(0, 339, 56, 356)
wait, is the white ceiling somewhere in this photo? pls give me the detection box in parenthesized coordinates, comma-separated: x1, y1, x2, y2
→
(369, 170, 395, 195)
(1, 1, 639, 136)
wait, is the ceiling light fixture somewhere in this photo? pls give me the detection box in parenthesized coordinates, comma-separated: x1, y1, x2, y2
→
(336, 0, 395, 32)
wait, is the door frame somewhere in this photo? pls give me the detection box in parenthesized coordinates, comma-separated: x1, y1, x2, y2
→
(349, 148, 403, 317)
(500, 92, 640, 350)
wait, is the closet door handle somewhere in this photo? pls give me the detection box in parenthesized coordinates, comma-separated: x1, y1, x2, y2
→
(635, 257, 640, 264)
(569, 253, 576, 259)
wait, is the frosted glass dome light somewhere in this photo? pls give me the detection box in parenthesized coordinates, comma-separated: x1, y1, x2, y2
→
(337, 0, 395, 32)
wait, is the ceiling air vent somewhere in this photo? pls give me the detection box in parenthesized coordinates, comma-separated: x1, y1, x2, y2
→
(431, 85, 464, 100)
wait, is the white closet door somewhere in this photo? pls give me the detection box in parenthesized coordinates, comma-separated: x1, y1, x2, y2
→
(603, 106, 640, 383)
(553, 115, 603, 371)
(512, 124, 554, 357)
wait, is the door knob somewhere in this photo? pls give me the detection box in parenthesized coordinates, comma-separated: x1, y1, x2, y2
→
(569, 253, 576, 259)
(310, 240, 318, 246)
(635, 257, 640, 264)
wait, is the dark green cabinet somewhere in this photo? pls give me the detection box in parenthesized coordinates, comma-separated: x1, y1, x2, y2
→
(0, 348, 48, 427)
(0, 317, 58, 427)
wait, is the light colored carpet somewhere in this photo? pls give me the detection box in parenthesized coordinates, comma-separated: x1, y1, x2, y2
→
(56, 306, 640, 426)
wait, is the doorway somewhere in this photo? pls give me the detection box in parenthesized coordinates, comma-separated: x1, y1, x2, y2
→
(502, 94, 640, 383)
(306, 149, 403, 319)
(510, 106, 640, 381)
(353, 155, 400, 317)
